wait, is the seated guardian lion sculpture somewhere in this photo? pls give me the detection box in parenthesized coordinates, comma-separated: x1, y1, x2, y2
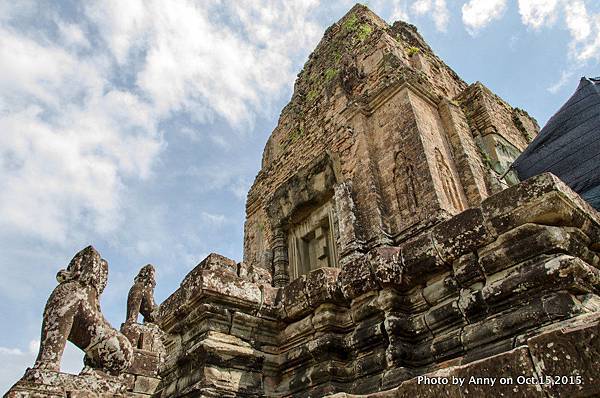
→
(125, 264, 159, 326)
(121, 264, 165, 358)
(33, 246, 133, 372)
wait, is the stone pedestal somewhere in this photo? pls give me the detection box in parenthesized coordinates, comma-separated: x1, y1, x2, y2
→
(4, 368, 131, 398)
(121, 323, 165, 396)
(5, 325, 164, 398)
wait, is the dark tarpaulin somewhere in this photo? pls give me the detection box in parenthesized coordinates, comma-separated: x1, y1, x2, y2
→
(513, 77, 600, 210)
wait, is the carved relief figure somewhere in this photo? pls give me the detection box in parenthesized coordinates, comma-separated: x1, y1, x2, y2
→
(435, 147, 464, 212)
(393, 147, 419, 216)
(33, 246, 133, 372)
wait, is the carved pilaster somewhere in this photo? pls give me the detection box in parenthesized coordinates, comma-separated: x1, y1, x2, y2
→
(334, 181, 364, 265)
(272, 227, 289, 287)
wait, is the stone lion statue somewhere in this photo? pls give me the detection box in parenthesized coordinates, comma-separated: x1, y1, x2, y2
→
(121, 264, 164, 357)
(33, 246, 133, 372)
(125, 264, 159, 325)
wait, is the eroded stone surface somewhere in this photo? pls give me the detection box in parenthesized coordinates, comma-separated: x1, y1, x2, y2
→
(33, 246, 133, 374)
(5, 251, 167, 398)
(6, 4, 600, 398)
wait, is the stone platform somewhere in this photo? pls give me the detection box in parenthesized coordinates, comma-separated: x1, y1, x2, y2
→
(156, 173, 600, 397)
(328, 312, 600, 397)
(4, 4, 600, 398)
(5, 345, 162, 398)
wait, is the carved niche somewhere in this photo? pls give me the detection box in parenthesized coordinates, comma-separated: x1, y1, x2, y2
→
(287, 200, 339, 280)
(265, 153, 341, 286)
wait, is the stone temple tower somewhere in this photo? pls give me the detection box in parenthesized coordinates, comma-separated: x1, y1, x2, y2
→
(7, 4, 600, 398)
(242, 4, 539, 287)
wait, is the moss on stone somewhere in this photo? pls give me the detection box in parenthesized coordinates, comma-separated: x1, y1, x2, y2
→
(356, 24, 373, 41)
(289, 126, 305, 144)
(343, 13, 359, 31)
(324, 68, 338, 82)
(333, 50, 342, 62)
(407, 46, 420, 57)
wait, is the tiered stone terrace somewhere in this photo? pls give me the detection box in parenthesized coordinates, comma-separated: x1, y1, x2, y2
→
(5, 4, 599, 398)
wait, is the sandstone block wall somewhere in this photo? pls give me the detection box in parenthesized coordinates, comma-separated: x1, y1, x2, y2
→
(156, 173, 600, 397)
(7, 5, 597, 398)
(242, 5, 539, 284)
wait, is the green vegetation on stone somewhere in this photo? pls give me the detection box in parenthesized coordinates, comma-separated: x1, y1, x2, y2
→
(343, 13, 359, 31)
(407, 46, 420, 57)
(324, 68, 338, 82)
(342, 12, 373, 42)
(333, 50, 342, 62)
(356, 24, 372, 41)
(289, 126, 305, 143)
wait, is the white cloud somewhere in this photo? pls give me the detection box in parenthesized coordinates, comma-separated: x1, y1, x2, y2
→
(412, 0, 432, 15)
(0, 14, 166, 243)
(57, 23, 91, 49)
(0, 0, 322, 247)
(411, 0, 449, 31)
(84, 0, 321, 128)
(28, 340, 39, 355)
(389, 0, 410, 22)
(563, 0, 600, 62)
(84, 0, 149, 65)
(228, 177, 252, 200)
(517, 0, 600, 64)
(201, 211, 228, 226)
(565, 0, 591, 41)
(0, 85, 162, 243)
(514, 0, 600, 80)
(459, 0, 600, 63)
(518, 0, 559, 29)
(547, 70, 574, 93)
(461, 0, 507, 34)
(0, 27, 96, 109)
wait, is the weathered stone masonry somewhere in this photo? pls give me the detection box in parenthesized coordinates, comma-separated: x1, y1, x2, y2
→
(6, 249, 165, 397)
(156, 173, 600, 398)
(5, 4, 599, 398)
(154, 5, 599, 397)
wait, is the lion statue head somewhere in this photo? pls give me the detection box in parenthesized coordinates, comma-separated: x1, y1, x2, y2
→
(134, 264, 156, 288)
(56, 245, 108, 294)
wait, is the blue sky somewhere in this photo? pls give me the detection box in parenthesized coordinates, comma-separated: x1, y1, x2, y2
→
(1, 0, 599, 390)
